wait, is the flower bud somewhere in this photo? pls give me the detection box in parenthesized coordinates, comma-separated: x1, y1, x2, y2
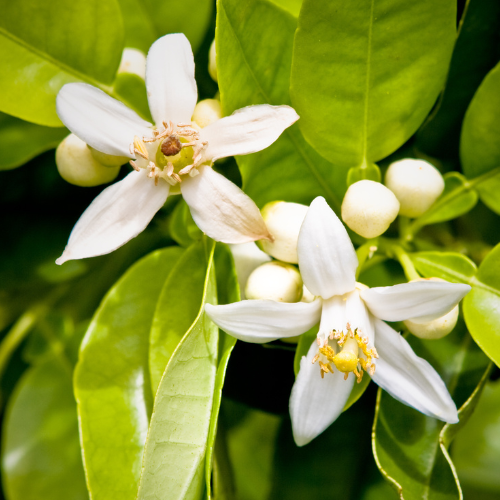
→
(385, 159, 445, 218)
(341, 180, 400, 238)
(260, 201, 308, 263)
(404, 277, 459, 339)
(245, 261, 303, 303)
(56, 134, 121, 187)
(88, 146, 129, 167)
(208, 39, 217, 82)
(118, 48, 147, 79)
(192, 99, 222, 129)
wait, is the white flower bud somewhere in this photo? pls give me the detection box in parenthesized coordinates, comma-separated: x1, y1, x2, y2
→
(208, 39, 217, 82)
(192, 99, 222, 129)
(404, 278, 459, 339)
(245, 261, 303, 303)
(341, 180, 400, 238)
(260, 201, 308, 263)
(385, 159, 445, 218)
(56, 134, 121, 187)
(118, 48, 147, 79)
(88, 146, 129, 167)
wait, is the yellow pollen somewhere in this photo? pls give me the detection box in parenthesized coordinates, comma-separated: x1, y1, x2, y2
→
(133, 136, 148, 159)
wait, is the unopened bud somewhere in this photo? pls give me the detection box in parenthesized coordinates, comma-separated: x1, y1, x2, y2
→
(88, 146, 129, 167)
(118, 48, 147, 79)
(208, 39, 217, 82)
(192, 99, 222, 129)
(245, 261, 303, 303)
(260, 201, 308, 263)
(341, 180, 400, 238)
(385, 159, 444, 218)
(56, 134, 121, 187)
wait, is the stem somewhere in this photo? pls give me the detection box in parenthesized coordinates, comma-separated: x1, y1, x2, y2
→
(398, 216, 413, 243)
(387, 245, 420, 281)
(355, 239, 379, 279)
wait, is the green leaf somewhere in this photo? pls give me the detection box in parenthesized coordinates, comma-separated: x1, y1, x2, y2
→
(291, 0, 456, 167)
(0, 112, 67, 170)
(2, 356, 88, 500)
(0, 0, 124, 126)
(372, 324, 490, 499)
(169, 199, 202, 248)
(463, 243, 500, 367)
(217, 0, 348, 211)
(74, 246, 184, 500)
(113, 73, 152, 122)
(149, 240, 209, 393)
(268, 0, 302, 17)
(416, 0, 500, 160)
(410, 251, 477, 283)
(137, 241, 218, 500)
(460, 62, 500, 214)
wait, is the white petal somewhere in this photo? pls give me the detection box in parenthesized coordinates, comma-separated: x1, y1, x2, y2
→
(371, 319, 458, 423)
(56, 83, 152, 158)
(345, 290, 375, 345)
(297, 197, 358, 299)
(181, 166, 271, 243)
(199, 104, 299, 162)
(204, 299, 321, 343)
(56, 170, 169, 264)
(229, 243, 272, 299)
(290, 340, 355, 446)
(361, 281, 471, 323)
(146, 33, 197, 125)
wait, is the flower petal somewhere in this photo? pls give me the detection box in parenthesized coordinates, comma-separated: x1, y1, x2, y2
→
(56, 83, 152, 158)
(371, 319, 458, 423)
(204, 299, 321, 343)
(56, 170, 169, 264)
(290, 340, 355, 446)
(146, 33, 197, 125)
(297, 197, 358, 299)
(361, 281, 471, 323)
(181, 166, 271, 243)
(199, 104, 299, 162)
(229, 243, 272, 299)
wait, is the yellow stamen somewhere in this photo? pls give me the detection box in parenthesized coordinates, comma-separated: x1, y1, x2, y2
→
(133, 136, 149, 159)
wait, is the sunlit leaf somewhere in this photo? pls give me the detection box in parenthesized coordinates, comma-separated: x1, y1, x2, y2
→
(410, 251, 477, 283)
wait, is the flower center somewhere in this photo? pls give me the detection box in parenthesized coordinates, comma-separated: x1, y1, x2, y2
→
(129, 120, 208, 188)
(311, 323, 378, 382)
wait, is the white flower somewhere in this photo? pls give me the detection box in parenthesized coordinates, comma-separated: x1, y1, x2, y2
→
(55, 34, 298, 264)
(205, 197, 470, 446)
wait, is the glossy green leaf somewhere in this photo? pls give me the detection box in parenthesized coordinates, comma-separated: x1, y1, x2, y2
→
(268, 0, 302, 17)
(0, 0, 124, 126)
(416, 0, 500, 160)
(410, 251, 477, 283)
(291, 0, 456, 167)
(372, 324, 490, 499)
(137, 241, 217, 500)
(217, 0, 348, 212)
(74, 246, 184, 500)
(0, 113, 67, 170)
(113, 73, 152, 122)
(410, 172, 478, 232)
(460, 62, 500, 214)
(2, 356, 88, 500)
(464, 243, 500, 367)
(169, 198, 202, 248)
(149, 240, 209, 393)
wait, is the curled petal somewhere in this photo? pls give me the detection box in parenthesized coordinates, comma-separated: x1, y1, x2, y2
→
(56, 170, 169, 264)
(361, 281, 471, 323)
(181, 166, 271, 243)
(146, 33, 197, 125)
(297, 197, 358, 299)
(371, 319, 458, 423)
(199, 104, 299, 162)
(290, 340, 355, 446)
(204, 299, 322, 343)
(56, 83, 152, 158)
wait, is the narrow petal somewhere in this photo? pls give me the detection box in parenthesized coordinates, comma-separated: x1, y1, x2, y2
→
(56, 170, 169, 264)
(297, 197, 358, 299)
(229, 243, 272, 299)
(56, 83, 152, 158)
(181, 166, 271, 243)
(290, 340, 355, 446)
(204, 299, 321, 343)
(146, 33, 197, 125)
(199, 104, 299, 162)
(371, 319, 458, 423)
(361, 281, 471, 323)
(345, 290, 375, 345)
